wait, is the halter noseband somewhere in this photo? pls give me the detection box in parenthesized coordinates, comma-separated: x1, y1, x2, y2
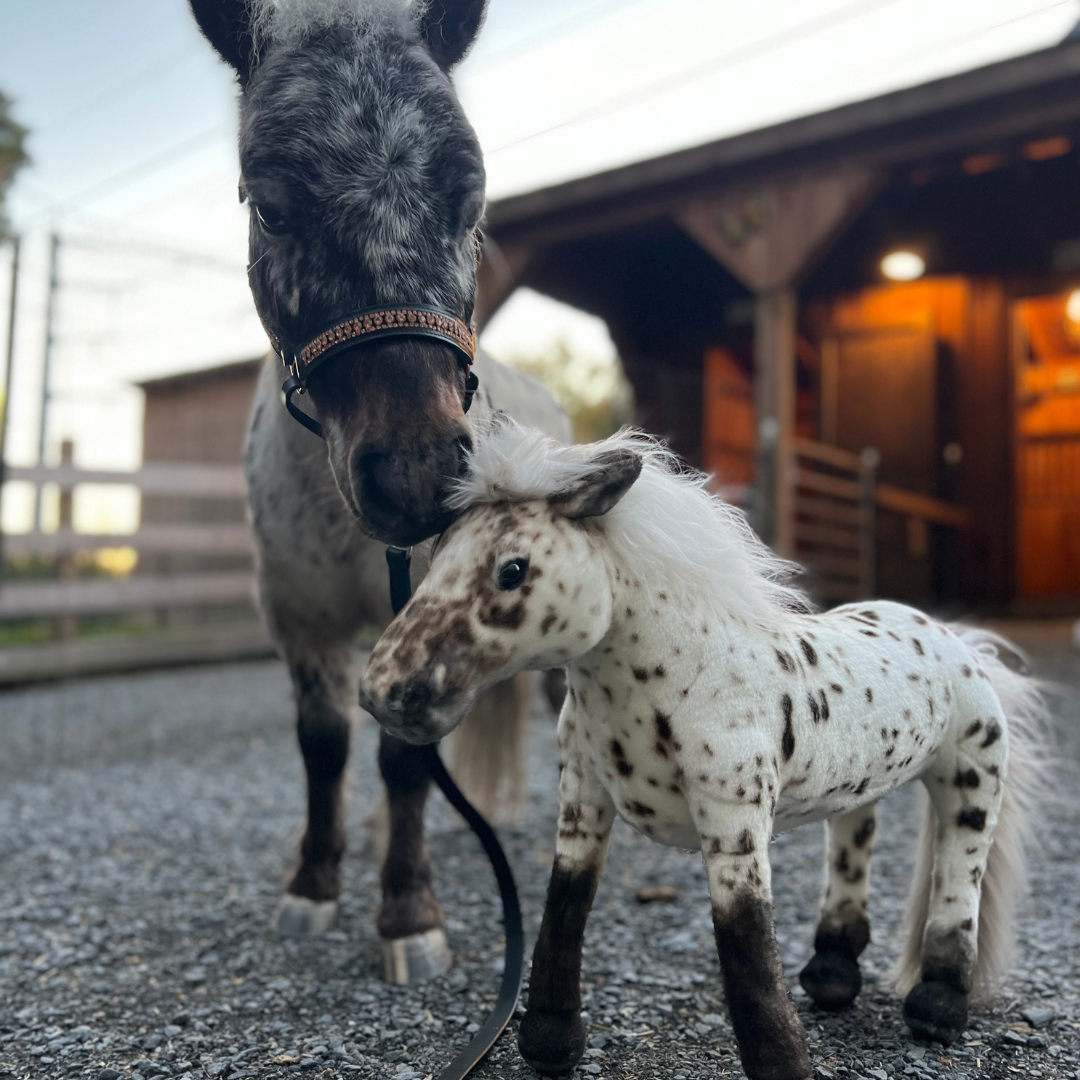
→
(269, 305, 479, 440)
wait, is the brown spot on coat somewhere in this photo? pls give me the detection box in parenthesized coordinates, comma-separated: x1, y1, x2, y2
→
(781, 694, 795, 761)
(957, 807, 987, 831)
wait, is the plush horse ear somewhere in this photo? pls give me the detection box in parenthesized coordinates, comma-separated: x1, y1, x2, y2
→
(189, 0, 256, 84)
(418, 0, 488, 71)
(549, 449, 642, 520)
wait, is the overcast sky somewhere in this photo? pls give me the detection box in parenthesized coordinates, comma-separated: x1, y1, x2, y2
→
(0, 0, 1076, 531)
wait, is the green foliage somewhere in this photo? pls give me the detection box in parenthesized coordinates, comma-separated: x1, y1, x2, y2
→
(502, 337, 635, 444)
(0, 91, 30, 238)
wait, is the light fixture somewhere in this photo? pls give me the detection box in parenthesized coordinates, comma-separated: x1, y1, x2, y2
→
(1066, 288, 1080, 324)
(881, 251, 925, 281)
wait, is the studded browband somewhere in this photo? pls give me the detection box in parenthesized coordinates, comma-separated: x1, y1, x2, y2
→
(270, 305, 478, 440)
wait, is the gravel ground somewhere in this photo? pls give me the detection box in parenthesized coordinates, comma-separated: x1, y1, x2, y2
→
(1, 624, 1078, 1080)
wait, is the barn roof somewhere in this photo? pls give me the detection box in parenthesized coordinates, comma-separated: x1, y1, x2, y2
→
(485, 38, 1080, 242)
(136, 357, 265, 393)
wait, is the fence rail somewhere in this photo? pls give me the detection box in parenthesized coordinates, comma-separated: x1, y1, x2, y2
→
(1, 461, 254, 625)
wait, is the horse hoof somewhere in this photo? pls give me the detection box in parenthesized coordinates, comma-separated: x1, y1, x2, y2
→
(381, 927, 452, 984)
(799, 949, 862, 1009)
(903, 980, 968, 1044)
(275, 894, 338, 937)
(517, 1008, 586, 1075)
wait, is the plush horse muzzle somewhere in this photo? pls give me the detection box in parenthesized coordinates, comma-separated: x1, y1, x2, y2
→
(359, 665, 474, 744)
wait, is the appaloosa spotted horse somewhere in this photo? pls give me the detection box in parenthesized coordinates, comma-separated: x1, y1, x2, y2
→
(359, 422, 1052, 1080)
(189, 0, 569, 982)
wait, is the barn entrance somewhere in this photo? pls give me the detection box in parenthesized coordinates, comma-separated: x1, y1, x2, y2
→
(1013, 293, 1080, 600)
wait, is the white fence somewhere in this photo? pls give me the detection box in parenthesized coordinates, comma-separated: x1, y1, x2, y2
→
(0, 462, 256, 622)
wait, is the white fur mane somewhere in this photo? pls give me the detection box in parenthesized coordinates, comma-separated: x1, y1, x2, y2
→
(250, 0, 417, 51)
(449, 422, 811, 632)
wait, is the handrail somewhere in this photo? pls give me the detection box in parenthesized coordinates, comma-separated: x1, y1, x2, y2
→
(4, 462, 246, 498)
(875, 483, 969, 529)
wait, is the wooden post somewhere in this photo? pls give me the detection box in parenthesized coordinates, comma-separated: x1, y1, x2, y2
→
(858, 446, 880, 597)
(55, 438, 77, 639)
(675, 165, 880, 555)
(754, 289, 797, 555)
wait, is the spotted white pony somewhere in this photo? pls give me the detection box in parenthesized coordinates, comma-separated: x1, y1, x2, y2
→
(359, 422, 1051, 1080)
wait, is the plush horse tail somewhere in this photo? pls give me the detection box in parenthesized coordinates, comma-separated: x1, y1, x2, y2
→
(447, 672, 532, 825)
(895, 626, 1055, 998)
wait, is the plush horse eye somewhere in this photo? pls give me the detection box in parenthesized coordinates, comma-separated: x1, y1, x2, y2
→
(497, 558, 529, 591)
(254, 203, 289, 235)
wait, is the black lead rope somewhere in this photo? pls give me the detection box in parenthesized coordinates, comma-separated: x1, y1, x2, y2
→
(385, 547, 524, 1080)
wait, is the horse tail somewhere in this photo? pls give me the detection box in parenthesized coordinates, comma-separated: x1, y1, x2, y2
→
(895, 626, 1055, 998)
(447, 672, 532, 825)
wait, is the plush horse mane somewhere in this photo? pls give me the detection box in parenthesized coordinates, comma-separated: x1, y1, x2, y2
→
(249, 0, 415, 51)
(449, 421, 812, 632)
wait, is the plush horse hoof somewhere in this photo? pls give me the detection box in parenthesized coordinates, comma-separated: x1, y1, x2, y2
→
(799, 949, 862, 1009)
(517, 1008, 586, 1075)
(903, 980, 968, 1044)
(275, 894, 338, 937)
(381, 927, 452, 984)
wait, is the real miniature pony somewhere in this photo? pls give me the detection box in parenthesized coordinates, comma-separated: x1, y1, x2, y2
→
(359, 422, 1051, 1080)
(188, 0, 569, 981)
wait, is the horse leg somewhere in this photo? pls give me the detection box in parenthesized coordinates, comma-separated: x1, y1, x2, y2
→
(700, 808, 810, 1080)
(276, 651, 354, 936)
(800, 803, 877, 1009)
(376, 731, 452, 983)
(518, 764, 615, 1075)
(903, 737, 1005, 1044)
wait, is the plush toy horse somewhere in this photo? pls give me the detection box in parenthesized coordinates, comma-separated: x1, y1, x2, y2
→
(359, 422, 1050, 1080)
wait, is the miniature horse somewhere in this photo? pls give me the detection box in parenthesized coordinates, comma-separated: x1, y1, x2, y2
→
(359, 423, 1050, 1080)
(189, 0, 568, 981)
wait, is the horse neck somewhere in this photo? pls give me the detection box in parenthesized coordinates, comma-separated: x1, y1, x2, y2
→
(580, 547, 753, 684)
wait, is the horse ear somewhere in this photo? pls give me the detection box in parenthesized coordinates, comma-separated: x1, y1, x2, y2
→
(189, 0, 255, 84)
(549, 449, 642, 521)
(418, 0, 488, 71)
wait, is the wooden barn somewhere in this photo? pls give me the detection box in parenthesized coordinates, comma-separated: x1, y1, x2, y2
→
(478, 40, 1080, 613)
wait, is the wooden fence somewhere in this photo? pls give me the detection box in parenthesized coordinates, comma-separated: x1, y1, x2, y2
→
(789, 437, 969, 602)
(0, 461, 256, 622)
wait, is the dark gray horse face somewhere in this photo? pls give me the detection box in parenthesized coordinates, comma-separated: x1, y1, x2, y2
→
(190, 0, 487, 546)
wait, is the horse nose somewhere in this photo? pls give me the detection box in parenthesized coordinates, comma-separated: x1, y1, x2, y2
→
(354, 427, 471, 540)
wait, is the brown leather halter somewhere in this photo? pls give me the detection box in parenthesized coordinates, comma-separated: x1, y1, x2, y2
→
(269, 305, 478, 439)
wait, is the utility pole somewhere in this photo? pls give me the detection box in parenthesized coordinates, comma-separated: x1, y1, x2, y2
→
(35, 231, 60, 531)
(0, 235, 20, 578)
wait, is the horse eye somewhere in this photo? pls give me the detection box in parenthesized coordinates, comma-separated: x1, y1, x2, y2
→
(254, 203, 289, 235)
(497, 558, 529, 591)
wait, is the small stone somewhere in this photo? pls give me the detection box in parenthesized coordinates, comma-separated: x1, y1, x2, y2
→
(588, 1034, 608, 1049)
(868, 1070, 888, 1080)
(1022, 1007, 1056, 1029)
(182, 967, 206, 985)
(169, 1013, 190, 1027)
(142, 1034, 163, 1050)
(96, 1071, 122, 1080)
(1003, 1031, 1028, 1046)
(299, 1060, 318, 1070)
(208, 1062, 231, 1077)
(583, 1066, 601, 1076)
(815, 1067, 836, 1079)
(163, 1025, 182, 1038)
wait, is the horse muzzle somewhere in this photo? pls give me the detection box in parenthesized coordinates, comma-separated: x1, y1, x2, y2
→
(359, 665, 473, 744)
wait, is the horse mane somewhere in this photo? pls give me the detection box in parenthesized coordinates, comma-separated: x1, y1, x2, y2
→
(449, 421, 812, 632)
(249, 0, 416, 52)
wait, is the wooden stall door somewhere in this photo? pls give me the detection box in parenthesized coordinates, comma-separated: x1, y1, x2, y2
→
(1014, 295, 1080, 598)
(819, 323, 938, 493)
(702, 346, 755, 505)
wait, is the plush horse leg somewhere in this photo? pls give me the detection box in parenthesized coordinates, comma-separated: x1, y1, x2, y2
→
(276, 655, 354, 936)
(376, 731, 452, 983)
(519, 770, 615, 1075)
(903, 754, 1003, 1044)
(800, 803, 877, 1009)
(701, 812, 810, 1080)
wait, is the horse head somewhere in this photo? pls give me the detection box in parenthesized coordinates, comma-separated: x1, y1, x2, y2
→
(191, 0, 488, 545)
(359, 433, 643, 743)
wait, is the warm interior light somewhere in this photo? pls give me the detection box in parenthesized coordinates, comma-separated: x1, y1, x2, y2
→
(1066, 289, 1080, 324)
(881, 251, 925, 281)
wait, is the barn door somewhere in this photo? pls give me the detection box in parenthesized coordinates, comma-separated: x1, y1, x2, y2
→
(819, 322, 938, 493)
(702, 346, 755, 505)
(1014, 295, 1080, 598)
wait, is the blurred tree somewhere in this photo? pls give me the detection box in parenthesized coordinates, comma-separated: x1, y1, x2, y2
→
(0, 91, 29, 238)
(502, 337, 634, 443)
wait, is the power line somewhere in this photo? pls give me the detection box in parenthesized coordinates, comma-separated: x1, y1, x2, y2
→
(487, 0, 908, 155)
(55, 126, 232, 211)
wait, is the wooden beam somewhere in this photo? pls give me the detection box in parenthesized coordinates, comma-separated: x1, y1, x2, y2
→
(475, 238, 532, 332)
(4, 462, 247, 498)
(4, 524, 254, 558)
(676, 165, 880, 292)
